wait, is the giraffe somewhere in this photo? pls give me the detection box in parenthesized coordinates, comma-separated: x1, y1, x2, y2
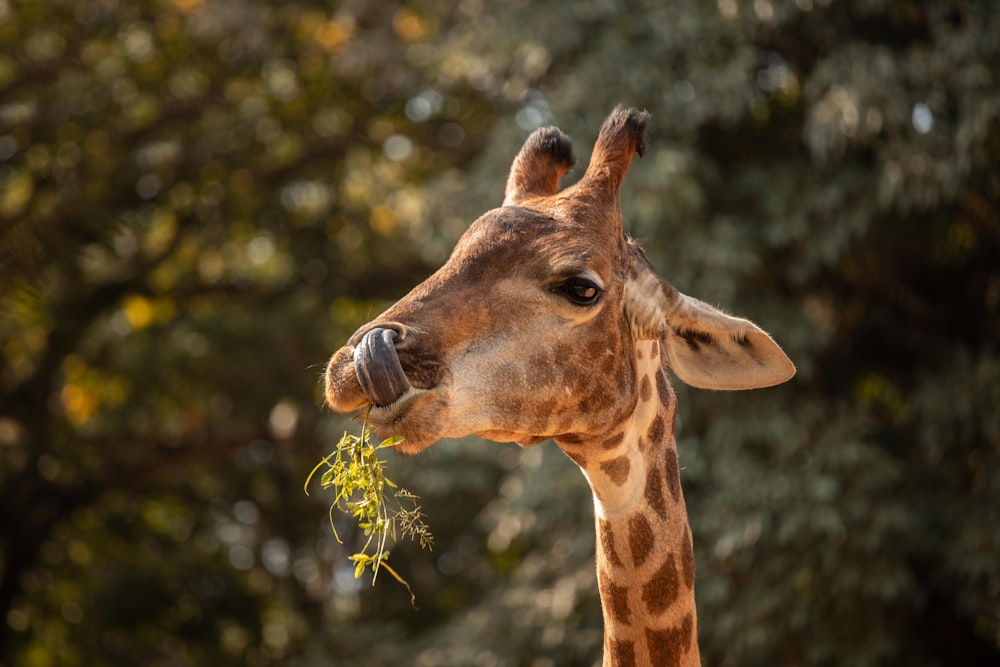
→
(324, 106, 795, 666)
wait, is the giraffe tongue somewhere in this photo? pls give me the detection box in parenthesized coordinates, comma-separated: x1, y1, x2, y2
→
(353, 328, 411, 407)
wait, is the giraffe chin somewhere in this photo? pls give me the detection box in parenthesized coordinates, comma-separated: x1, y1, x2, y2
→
(362, 388, 439, 454)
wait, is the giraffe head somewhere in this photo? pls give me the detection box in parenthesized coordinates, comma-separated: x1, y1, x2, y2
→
(324, 106, 794, 453)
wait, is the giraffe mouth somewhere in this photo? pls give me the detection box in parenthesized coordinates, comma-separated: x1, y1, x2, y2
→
(353, 327, 413, 408)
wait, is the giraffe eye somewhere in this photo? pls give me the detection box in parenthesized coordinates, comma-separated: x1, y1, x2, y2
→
(559, 277, 603, 306)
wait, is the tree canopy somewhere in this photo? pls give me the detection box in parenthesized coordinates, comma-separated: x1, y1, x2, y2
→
(1, 0, 997, 665)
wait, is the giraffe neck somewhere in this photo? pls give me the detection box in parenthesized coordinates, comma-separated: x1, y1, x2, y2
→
(560, 341, 700, 667)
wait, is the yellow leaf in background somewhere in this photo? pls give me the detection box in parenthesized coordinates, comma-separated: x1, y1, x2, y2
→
(315, 17, 355, 53)
(61, 383, 97, 425)
(123, 295, 154, 330)
(143, 208, 177, 258)
(0, 170, 33, 217)
(393, 8, 426, 41)
(369, 205, 396, 237)
(172, 0, 203, 14)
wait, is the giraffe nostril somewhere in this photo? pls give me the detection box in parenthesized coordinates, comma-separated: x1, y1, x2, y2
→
(353, 328, 412, 407)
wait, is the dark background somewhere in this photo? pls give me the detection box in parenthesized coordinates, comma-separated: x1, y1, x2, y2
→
(1, 0, 997, 665)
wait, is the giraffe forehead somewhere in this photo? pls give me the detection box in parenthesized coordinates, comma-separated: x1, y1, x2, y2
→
(449, 207, 618, 281)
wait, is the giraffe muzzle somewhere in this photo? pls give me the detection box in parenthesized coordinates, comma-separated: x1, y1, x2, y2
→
(353, 327, 412, 407)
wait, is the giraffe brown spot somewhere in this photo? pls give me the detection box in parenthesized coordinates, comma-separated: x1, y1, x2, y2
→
(645, 613, 694, 667)
(639, 375, 652, 403)
(656, 369, 672, 407)
(682, 612, 694, 649)
(505, 395, 525, 416)
(641, 553, 680, 615)
(600, 519, 623, 567)
(529, 351, 554, 372)
(628, 514, 655, 567)
(609, 639, 636, 667)
(663, 449, 682, 503)
(600, 455, 631, 486)
(536, 397, 559, 419)
(657, 396, 678, 436)
(681, 528, 695, 590)
(646, 414, 665, 444)
(598, 569, 631, 625)
(644, 468, 668, 516)
(600, 431, 625, 450)
(601, 353, 617, 376)
(496, 360, 524, 386)
(645, 630, 682, 667)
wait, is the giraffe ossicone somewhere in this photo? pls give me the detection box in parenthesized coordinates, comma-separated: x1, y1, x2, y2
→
(324, 106, 794, 666)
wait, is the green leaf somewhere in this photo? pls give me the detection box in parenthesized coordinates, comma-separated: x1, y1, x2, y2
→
(378, 435, 405, 449)
(309, 420, 432, 600)
(352, 555, 367, 579)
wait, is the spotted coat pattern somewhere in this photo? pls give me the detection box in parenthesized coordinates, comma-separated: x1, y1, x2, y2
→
(569, 340, 698, 667)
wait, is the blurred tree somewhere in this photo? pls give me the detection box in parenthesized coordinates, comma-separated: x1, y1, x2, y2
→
(0, 0, 503, 664)
(1, 0, 998, 666)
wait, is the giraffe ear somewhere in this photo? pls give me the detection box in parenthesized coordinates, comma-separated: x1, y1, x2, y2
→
(504, 127, 576, 206)
(661, 293, 796, 390)
(579, 105, 650, 196)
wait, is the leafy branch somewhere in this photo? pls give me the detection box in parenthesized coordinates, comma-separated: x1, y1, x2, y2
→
(304, 424, 433, 605)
